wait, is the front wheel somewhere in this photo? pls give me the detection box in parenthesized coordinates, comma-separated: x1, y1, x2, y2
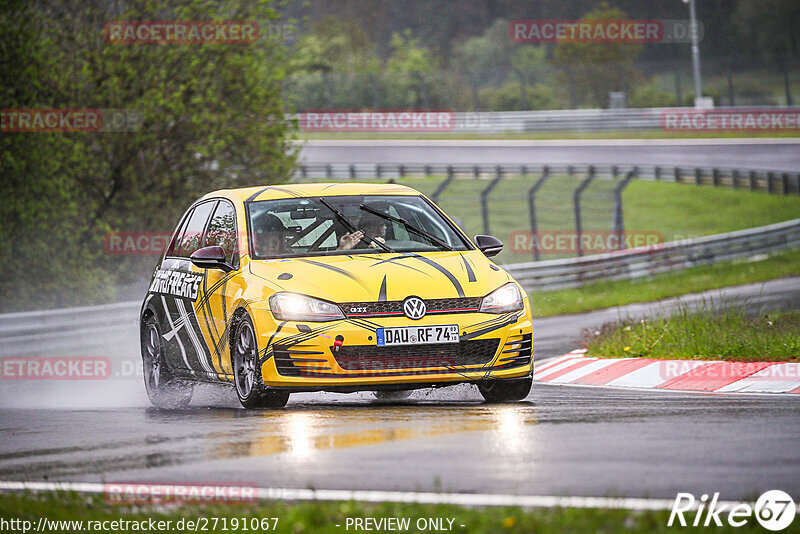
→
(232, 313, 289, 409)
(478, 376, 532, 403)
(141, 315, 193, 409)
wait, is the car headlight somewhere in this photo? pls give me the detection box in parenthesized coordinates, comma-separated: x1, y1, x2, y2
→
(480, 283, 523, 314)
(269, 292, 345, 322)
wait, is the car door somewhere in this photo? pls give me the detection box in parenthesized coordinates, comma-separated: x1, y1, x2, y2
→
(194, 199, 241, 378)
(157, 200, 218, 377)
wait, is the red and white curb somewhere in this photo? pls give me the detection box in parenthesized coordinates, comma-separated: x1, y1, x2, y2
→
(535, 349, 800, 394)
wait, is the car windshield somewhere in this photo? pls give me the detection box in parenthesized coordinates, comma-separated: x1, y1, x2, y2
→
(247, 195, 471, 259)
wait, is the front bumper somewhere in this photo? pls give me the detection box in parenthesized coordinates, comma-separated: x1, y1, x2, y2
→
(252, 310, 534, 390)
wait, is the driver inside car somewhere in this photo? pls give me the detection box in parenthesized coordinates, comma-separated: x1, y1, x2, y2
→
(337, 214, 388, 251)
(253, 213, 292, 256)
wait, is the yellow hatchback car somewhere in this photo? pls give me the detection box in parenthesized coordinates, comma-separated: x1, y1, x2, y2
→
(140, 183, 534, 408)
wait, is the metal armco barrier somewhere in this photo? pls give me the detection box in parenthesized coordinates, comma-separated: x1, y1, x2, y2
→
(506, 218, 800, 291)
(293, 163, 800, 196)
(292, 107, 800, 133)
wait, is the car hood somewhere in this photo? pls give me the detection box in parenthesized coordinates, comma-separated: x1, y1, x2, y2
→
(248, 250, 511, 303)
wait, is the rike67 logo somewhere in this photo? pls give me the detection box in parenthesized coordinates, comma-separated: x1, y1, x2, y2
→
(669, 490, 796, 531)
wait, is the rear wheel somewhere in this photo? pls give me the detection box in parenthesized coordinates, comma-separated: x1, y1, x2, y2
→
(478, 376, 532, 403)
(141, 315, 193, 409)
(232, 313, 289, 409)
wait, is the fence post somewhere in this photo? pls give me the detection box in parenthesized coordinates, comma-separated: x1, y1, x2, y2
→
(654, 166, 661, 181)
(749, 170, 757, 191)
(528, 166, 550, 261)
(768, 172, 775, 194)
(674, 167, 681, 183)
(574, 166, 596, 257)
(613, 168, 637, 251)
(424, 165, 431, 177)
(325, 164, 333, 179)
(712, 168, 720, 187)
(376, 164, 381, 179)
(694, 168, 702, 185)
(431, 166, 455, 203)
(782, 173, 789, 195)
(473, 165, 480, 180)
(349, 164, 356, 180)
(399, 164, 406, 178)
(732, 169, 739, 189)
(480, 167, 503, 235)
(300, 165, 307, 180)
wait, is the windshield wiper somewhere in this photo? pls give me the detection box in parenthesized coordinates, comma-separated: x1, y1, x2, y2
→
(318, 198, 394, 253)
(359, 204, 453, 251)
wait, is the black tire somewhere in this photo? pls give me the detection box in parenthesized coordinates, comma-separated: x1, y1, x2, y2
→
(232, 313, 289, 409)
(372, 390, 413, 400)
(478, 376, 532, 403)
(141, 314, 193, 409)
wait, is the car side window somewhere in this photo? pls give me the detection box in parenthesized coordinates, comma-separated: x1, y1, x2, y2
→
(204, 200, 238, 266)
(174, 201, 216, 258)
(166, 207, 193, 257)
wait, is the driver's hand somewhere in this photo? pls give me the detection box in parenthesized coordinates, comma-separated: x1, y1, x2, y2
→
(368, 236, 386, 249)
(338, 230, 364, 250)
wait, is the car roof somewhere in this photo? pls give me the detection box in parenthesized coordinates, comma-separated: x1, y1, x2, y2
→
(202, 182, 420, 204)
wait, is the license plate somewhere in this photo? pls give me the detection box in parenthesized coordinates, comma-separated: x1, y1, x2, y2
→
(376, 325, 459, 346)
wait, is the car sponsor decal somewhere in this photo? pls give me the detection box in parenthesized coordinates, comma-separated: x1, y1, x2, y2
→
(149, 268, 203, 300)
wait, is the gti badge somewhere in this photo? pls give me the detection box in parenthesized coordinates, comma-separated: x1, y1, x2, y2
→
(403, 296, 426, 320)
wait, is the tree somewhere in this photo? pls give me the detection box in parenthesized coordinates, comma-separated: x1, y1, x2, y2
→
(552, 3, 642, 108)
(0, 0, 296, 311)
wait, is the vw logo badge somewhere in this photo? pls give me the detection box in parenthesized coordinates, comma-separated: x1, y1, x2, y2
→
(403, 297, 426, 320)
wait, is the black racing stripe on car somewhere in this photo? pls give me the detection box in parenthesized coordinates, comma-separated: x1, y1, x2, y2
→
(461, 255, 477, 282)
(407, 255, 465, 297)
(194, 271, 236, 310)
(345, 318, 381, 332)
(245, 185, 303, 202)
(296, 258, 373, 293)
(378, 275, 387, 302)
(460, 313, 522, 341)
(245, 187, 271, 202)
(259, 321, 287, 363)
(489, 264, 500, 271)
(198, 271, 223, 369)
(370, 256, 432, 276)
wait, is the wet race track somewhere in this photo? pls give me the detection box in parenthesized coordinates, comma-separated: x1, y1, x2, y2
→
(1, 277, 799, 501)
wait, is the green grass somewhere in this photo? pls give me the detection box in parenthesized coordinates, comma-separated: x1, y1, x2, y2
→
(583, 306, 800, 362)
(297, 130, 800, 141)
(531, 247, 800, 317)
(385, 177, 800, 265)
(0, 491, 774, 533)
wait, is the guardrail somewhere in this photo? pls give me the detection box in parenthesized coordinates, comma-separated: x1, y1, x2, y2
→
(293, 106, 800, 133)
(1, 220, 798, 337)
(507, 218, 800, 291)
(293, 163, 800, 197)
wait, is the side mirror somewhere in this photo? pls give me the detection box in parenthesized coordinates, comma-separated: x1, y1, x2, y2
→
(190, 246, 234, 272)
(474, 235, 503, 257)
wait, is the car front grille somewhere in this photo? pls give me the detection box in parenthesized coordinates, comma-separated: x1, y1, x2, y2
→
(332, 338, 500, 371)
(340, 297, 482, 318)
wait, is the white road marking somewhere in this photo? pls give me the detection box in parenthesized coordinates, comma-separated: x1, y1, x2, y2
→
(0, 480, 778, 512)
